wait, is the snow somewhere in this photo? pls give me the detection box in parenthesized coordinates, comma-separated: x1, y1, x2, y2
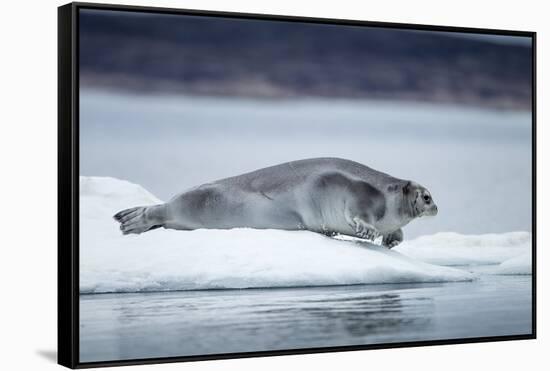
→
(79, 176, 531, 294)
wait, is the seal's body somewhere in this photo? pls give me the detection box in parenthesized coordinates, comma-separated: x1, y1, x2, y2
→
(114, 158, 437, 248)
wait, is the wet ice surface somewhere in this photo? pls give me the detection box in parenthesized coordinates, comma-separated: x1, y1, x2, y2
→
(80, 274, 532, 362)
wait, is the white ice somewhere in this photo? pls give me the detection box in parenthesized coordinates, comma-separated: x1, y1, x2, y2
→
(79, 177, 531, 294)
(395, 232, 531, 266)
(491, 252, 532, 275)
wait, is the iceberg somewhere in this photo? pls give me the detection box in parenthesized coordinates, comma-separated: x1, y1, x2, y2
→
(79, 176, 530, 294)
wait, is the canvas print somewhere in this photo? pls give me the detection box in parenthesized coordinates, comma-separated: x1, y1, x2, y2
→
(78, 8, 533, 363)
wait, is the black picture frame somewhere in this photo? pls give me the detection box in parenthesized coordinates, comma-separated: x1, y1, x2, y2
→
(58, 2, 537, 368)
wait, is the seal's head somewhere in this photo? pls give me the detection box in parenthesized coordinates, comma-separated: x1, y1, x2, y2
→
(403, 181, 438, 218)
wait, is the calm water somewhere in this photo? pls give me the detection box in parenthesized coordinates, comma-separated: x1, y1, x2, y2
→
(80, 91, 532, 239)
(80, 274, 532, 362)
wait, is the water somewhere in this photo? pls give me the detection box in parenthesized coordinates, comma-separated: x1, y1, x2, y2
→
(79, 274, 532, 362)
(78, 90, 533, 362)
(79, 90, 532, 238)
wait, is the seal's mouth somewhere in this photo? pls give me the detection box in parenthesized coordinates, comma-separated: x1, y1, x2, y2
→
(425, 204, 438, 217)
(415, 204, 438, 217)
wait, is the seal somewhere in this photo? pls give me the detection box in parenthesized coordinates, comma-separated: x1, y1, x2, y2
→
(114, 157, 438, 248)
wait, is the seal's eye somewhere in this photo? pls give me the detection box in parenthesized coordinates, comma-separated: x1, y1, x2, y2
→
(423, 195, 431, 203)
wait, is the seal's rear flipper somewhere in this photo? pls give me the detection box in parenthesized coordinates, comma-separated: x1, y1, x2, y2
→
(113, 205, 164, 235)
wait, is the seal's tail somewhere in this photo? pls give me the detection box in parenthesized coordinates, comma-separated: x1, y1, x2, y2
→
(113, 206, 162, 235)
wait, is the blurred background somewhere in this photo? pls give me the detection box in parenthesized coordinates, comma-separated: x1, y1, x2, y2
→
(79, 8, 533, 238)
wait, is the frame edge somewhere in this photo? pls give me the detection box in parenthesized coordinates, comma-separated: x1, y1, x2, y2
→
(58, 2, 78, 369)
(72, 1, 535, 36)
(65, 2, 537, 368)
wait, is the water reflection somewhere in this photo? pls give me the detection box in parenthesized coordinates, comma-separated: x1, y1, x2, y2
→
(80, 276, 531, 362)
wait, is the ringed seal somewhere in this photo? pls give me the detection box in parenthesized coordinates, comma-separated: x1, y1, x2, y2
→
(114, 158, 438, 248)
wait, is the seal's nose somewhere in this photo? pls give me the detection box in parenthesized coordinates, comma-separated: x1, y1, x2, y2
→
(432, 204, 438, 215)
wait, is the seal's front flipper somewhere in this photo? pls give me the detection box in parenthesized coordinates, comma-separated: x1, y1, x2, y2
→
(382, 228, 403, 249)
(113, 204, 166, 235)
(352, 216, 380, 241)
